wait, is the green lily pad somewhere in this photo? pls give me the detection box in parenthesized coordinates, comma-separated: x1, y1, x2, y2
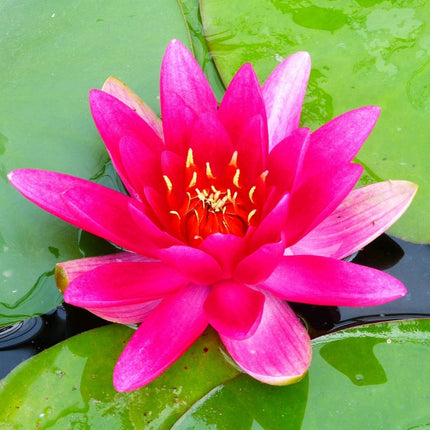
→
(200, 0, 430, 244)
(0, 0, 190, 326)
(2, 320, 430, 428)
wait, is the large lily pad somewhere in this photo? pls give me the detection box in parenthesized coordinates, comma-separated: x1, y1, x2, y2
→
(0, 0, 190, 326)
(200, 0, 430, 244)
(1, 320, 430, 428)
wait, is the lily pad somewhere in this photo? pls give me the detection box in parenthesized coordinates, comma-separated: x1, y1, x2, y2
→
(0, 0, 190, 326)
(1, 320, 430, 428)
(200, 0, 430, 243)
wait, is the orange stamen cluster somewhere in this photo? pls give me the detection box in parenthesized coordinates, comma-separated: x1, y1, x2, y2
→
(163, 148, 265, 246)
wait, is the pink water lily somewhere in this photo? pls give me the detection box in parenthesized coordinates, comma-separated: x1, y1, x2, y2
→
(8, 40, 417, 392)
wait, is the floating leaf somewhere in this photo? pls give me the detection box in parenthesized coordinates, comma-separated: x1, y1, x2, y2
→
(200, 0, 430, 243)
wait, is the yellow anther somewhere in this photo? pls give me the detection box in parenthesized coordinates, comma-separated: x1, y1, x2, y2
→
(247, 209, 257, 224)
(229, 150, 238, 167)
(233, 169, 241, 188)
(188, 171, 197, 188)
(163, 175, 173, 192)
(186, 148, 195, 168)
(248, 186, 256, 204)
(206, 162, 216, 179)
(259, 170, 269, 182)
(169, 210, 181, 220)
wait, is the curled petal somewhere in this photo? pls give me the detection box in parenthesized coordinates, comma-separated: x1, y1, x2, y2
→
(158, 245, 224, 285)
(234, 237, 286, 285)
(221, 290, 311, 385)
(261, 255, 407, 306)
(291, 180, 418, 259)
(199, 234, 246, 276)
(114, 284, 210, 391)
(161, 39, 218, 156)
(55, 252, 152, 293)
(102, 76, 163, 139)
(204, 281, 265, 340)
(262, 51, 311, 150)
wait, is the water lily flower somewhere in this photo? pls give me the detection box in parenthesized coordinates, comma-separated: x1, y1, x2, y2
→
(8, 39, 417, 392)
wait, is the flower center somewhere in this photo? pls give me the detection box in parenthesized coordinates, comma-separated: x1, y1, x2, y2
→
(164, 148, 261, 246)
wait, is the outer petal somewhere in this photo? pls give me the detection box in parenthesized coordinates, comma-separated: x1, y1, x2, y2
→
(284, 163, 363, 246)
(55, 252, 152, 293)
(218, 63, 268, 146)
(291, 180, 418, 259)
(301, 106, 380, 175)
(262, 51, 311, 150)
(8, 169, 159, 255)
(204, 281, 265, 340)
(64, 261, 189, 323)
(158, 245, 225, 285)
(102, 76, 163, 139)
(114, 284, 210, 391)
(221, 290, 311, 385)
(261, 255, 407, 306)
(161, 39, 218, 156)
(89, 89, 164, 199)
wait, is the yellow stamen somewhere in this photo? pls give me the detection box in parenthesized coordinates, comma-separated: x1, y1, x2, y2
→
(186, 148, 195, 168)
(206, 162, 216, 179)
(248, 186, 256, 204)
(163, 175, 173, 192)
(229, 150, 238, 167)
(188, 171, 197, 188)
(248, 209, 257, 224)
(233, 169, 241, 188)
(169, 210, 181, 220)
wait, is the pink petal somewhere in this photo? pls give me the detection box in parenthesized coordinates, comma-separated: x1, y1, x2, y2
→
(234, 237, 286, 285)
(284, 163, 363, 246)
(204, 281, 265, 340)
(160, 39, 218, 156)
(262, 51, 311, 150)
(113, 284, 210, 391)
(267, 128, 310, 194)
(189, 113, 234, 177)
(8, 169, 154, 254)
(64, 261, 189, 323)
(89, 89, 164, 199)
(261, 255, 407, 306)
(236, 115, 267, 187)
(119, 136, 163, 194)
(62, 185, 168, 256)
(221, 290, 311, 385)
(291, 180, 418, 259)
(55, 252, 152, 293)
(249, 193, 290, 251)
(102, 76, 164, 140)
(158, 245, 225, 285)
(218, 63, 268, 146)
(302, 106, 380, 175)
(198, 234, 246, 276)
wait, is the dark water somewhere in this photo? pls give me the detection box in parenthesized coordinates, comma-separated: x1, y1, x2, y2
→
(1, 234, 429, 379)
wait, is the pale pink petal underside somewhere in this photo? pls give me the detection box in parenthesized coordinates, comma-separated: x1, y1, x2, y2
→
(114, 284, 210, 391)
(221, 290, 312, 385)
(261, 255, 407, 306)
(262, 51, 311, 150)
(291, 180, 418, 259)
(102, 76, 163, 139)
